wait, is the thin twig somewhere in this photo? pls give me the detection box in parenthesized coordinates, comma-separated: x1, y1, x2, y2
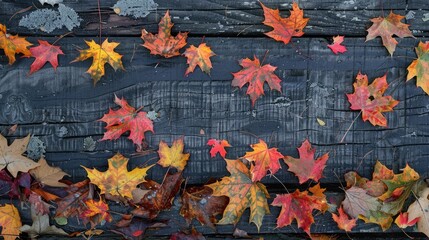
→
(97, 0, 102, 45)
(52, 32, 73, 45)
(271, 174, 289, 193)
(340, 111, 362, 143)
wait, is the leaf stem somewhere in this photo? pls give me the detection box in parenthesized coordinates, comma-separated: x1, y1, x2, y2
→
(271, 174, 289, 194)
(53, 32, 73, 45)
(97, 0, 102, 45)
(340, 110, 362, 143)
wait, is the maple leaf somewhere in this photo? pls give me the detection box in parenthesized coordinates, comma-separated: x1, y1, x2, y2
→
(207, 159, 270, 231)
(331, 207, 357, 232)
(55, 180, 90, 222)
(21, 207, 67, 239)
(99, 95, 154, 148)
(260, 2, 309, 45)
(395, 212, 419, 229)
(82, 153, 152, 199)
(0, 204, 21, 240)
(141, 11, 188, 58)
(284, 139, 329, 184)
(207, 139, 231, 158)
(28, 40, 64, 74)
(366, 11, 413, 56)
(272, 189, 327, 237)
(0, 23, 32, 64)
(183, 43, 215, 76)
(81, 199, 112, 227)
(328, 36, 347, 54)
(30, 158, 69, 187)
(231, 55, 282, 106)
(242, 139, 283, 182)
(0, 134, 40, 178)
(180, 186, 228, 229)
(309, 183, 329, 212)
(157, 138, 190, 171)
(407, 188, 429, 237)
(72, 39, 124, 84)
(407, 41, 429, 95)
(346, 72, 399, 127)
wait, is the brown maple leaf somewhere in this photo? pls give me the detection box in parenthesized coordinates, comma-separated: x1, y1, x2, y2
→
(231, 55, 282, 106)
(260, 2, 309, 45)
(366, 11, 414, 56)
(0, 23, 32, 64)
(407, 41, 429, 95)
(183, 43, 215, 76)
(157, 138, 190, 171)
(29, 40, 64, 74)
(55, 179, 90, 222)
(346, 72, 399, 127)
(30, 158, 69, 188)
(141, 11, 188, 58)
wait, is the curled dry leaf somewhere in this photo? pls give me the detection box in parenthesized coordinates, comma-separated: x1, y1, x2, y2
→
(0, 23, 32, 64)
(157, 138, 190, 171)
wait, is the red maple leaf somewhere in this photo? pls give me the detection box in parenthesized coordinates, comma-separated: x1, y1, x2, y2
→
(332, 206, 357, 232)
(99, 95, 154, 148)
(283, 139, 329, 184)
(29, 40, 64, 74)
(346, 72, 399, 127)
(207, 139, 231, 158)
(231, 55, 282, 106)
(395, 212, 419, 229)
(328, 36, 347, 54)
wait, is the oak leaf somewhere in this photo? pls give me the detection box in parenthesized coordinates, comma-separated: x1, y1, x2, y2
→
(260, 2, 309, 45)
(328, 36, 347, 54)
(81, 199, 112, 227)
(21, 207, 67, 239)
(346, 72, 399, 127)
(207, 139, 231, 158)
(407, 188, 429, 237)
(231, 55, 282, 106)
(82, 153, 152, 199)
(72, 39, 124, 84)
(99, 95, 154, 148)
(0, 134, 40, 178)
(407, 41, 429, 95)
(207, 159, 270, 231)
(242, 139, 283, 182)
(157, 138, 190, 171)
(283, 139, 329, 184)
(332, 207, 356, 232)
(141, 11, 188, 58)
(395, 212, 419, 229)
(272, 189, 327, 237)
(0, 204, 21, 240)
(30, 158, 69, 187)
(29, 40, 64, 74)
(0, 23, 32, 64)
(366, 11, 413, 56)
(183, 43, 215, 76)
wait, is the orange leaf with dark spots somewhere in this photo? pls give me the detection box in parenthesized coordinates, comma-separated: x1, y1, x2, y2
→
(29, 40, 64, 74)
(231, 55, 282, 106)
(332, 207, 357, 232)
(0, 23, 31, 64)
(207, 139, 231, 158)
(328, 36, 347, 54)
(260, 2, 309, 45)
(283, 139, 329, 184)
(346, 72, 399, 127)
(183, 43, 215, 76)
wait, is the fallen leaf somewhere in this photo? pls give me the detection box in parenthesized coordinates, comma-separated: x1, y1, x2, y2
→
(0, 23, 32, 64)
(30, 158, 69, 187)
(342, 186, 380, 219)
(242, 139, 283, 182)
(170, 228, 206, 240)
(183, 43, 215, 76)
(81, 199, 112, 227)
(112, 218, 167, 240)
(0, 134, 40, 178)
(28, 193, 52, 215)
(21, 206, 67, 239)
(231, 55, 282, 106)
(328, 36, 347, 54)
(141, 11, 188, 58)
(366, 11, 413, 55)
(233, 228, 250, 238)
(260, 2, 309, 45)
(72, 39, 124, 84)
(29, 40, 64, 74)
(346, 72, 399, 127)
(207, 159, 270, 231)
(407, 41, 429, 95)
(0, 170, 31, 199)
(207, 139, 231, 158)
(309, 183, 329, 212)
(157, 138, 190, 171)
(0, 204, 21, 240)
(83, 153, 152, 200)
(395, 212, 419, 229)
(407, 188, 429, 237)
(99, 95, 154, 149)
(316, 118, 326, 126)
(359, 210, 393, 231)
(55, 180, 90, 222)
(283, 139, 329, 184)
(331, 206, 357, 232)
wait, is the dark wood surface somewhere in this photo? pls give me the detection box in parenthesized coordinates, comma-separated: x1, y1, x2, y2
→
(0, 0, 428, 239)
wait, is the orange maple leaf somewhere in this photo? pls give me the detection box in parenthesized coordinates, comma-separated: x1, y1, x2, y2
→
(346, 72, 399, 127)
(183, 43, 215, 76)
(328, 36, 347, 55)
(72, 39, 124, 85)
(231, 55, 282, 106)
(29, 40, 64, 74)
(157, 138, 190, 171)
(0, 23, 31, 65)
(0, 204, 21, 240)
(207, 139, 231, 158)
(242, 139, 283, 182)
(366, 11, 414, 56)
(283, 139, 329, 184)
(260, 2, 309, 45)
(99, 95, 154, 148)
(407, 41, 429, 95)
(81, 199, 112, 227)
(141, 11, 188, 58)
(332, 206, 357, 232)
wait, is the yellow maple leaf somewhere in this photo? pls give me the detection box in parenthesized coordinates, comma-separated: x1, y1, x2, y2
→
(82, 153, 152, 199)
(157, 138, 190, 171)
(0, 204, 21, 240)
(72, 39, 124, 85)
(0, 23, 32, 64)
(183, 43, 215, 76)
